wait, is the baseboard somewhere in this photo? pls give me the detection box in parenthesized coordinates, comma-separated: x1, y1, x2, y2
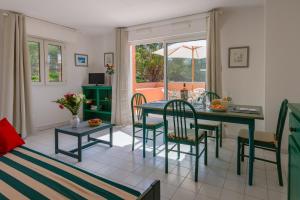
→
(35, 121, 69, 132)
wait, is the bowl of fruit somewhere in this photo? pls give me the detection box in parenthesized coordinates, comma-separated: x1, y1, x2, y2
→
(209, 99, 227, 112)
(88, 118, 102, 127)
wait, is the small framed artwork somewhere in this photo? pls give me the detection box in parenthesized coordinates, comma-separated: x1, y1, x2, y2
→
(228, 46, 249, 68)
(104, 52, 114, 66)
(75, 54, 88, 67)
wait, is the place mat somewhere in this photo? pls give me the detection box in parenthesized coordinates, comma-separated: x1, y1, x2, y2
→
(230, 106, 260, 114)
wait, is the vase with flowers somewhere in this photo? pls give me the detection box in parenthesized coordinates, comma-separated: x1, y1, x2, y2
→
(105, 64, 114, 86)
(54, 93, 86, 128)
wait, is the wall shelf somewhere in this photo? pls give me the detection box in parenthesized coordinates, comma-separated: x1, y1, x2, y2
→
(82, 85, 112, 122)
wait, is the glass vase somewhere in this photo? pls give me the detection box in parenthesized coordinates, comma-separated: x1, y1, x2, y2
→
(70, 115, 80, 128)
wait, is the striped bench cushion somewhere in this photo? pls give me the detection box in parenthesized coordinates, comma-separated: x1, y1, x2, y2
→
(0, 146, 141, 200)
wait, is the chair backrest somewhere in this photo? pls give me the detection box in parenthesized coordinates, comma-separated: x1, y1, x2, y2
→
(163, 99, 198, 143)
(198, 91, 220, 102)
(275, 99, 289, 149)
(204, 91, 220, 101)
(131, 93, 147, 124)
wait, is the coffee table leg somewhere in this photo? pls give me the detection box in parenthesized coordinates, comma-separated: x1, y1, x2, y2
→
(109, 127, 113, 147)
(248, 120, 255, 185)
(55, 130, 58, 154)
(78, 136, 82, 162)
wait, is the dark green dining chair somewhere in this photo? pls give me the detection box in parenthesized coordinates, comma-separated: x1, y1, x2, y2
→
(191, 91, 223, 158)
(131, 93, 164, 157)
(237, 99, 288, 186)
(163, 99, 207, 182)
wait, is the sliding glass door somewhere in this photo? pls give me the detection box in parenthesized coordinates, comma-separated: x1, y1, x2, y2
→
(131, 39, 206, 101)
(131, 43, 165, 102)
(166, 40, 207, 101)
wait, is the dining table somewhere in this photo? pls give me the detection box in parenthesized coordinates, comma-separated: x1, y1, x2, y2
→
(137, 100, 264, 186)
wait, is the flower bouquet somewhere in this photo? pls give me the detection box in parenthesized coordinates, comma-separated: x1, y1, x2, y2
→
(54, 93, 86, 128)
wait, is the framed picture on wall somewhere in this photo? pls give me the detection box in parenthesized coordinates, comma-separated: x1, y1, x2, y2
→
(104, 52, 114, 66)
(75, 54, 88, 67)
(228, 46, 249, 68)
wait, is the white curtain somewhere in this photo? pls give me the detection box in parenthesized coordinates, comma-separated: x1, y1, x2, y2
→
(206, 9, 222, 96)
(0, 10, 32, 137)
(111, 28, 131, 125)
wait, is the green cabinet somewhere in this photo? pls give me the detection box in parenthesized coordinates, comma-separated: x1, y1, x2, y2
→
(288, 104, 300, 200)
(82, 85, 112, 122)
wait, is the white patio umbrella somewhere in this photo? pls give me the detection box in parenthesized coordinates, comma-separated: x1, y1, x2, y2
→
(153, 40, 207, 82)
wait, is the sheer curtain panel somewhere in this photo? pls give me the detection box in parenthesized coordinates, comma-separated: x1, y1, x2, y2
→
(206, 9, 222, 96)
(111, 28, 131, 125)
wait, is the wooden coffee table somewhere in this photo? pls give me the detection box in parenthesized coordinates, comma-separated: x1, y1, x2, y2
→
(55, 121, 113, 162)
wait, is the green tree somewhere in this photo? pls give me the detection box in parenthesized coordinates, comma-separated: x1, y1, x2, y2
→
(28, 41, 40, 82)
(135, 43, 164, 83)
(48, 44, 62, 82)
(134, 43, 206, 83)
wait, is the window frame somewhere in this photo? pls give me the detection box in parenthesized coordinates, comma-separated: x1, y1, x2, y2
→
(44, 40, 66, 85)
(28, 37, 45, 86)
(27, 36, 66, 86)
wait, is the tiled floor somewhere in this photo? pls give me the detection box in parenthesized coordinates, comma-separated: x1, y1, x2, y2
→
(25, 126, 288, 200)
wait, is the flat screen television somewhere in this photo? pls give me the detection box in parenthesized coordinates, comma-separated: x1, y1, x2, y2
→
(89, 73, 105, 85)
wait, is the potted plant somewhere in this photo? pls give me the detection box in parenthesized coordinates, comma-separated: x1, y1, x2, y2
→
(105, 64, 114, 85)
(54, 93, 85, 128)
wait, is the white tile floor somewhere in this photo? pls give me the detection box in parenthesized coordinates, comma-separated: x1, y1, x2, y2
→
(24, 126, 288, 200)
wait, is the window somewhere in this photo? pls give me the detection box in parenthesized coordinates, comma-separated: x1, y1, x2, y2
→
(132, 43, 165, 102)
(27, 37, 65, 85)
(45, 42, 63, 83)
(167, 40, 206, 100)
(28, 38, 44, 83)
(134, 43, 164, 83)
(131, 39, 206, 101)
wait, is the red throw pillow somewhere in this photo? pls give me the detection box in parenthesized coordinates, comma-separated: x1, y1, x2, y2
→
(0, 118, 25, 155)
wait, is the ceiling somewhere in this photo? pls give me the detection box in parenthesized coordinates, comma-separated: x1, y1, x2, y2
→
(0, 0, 264, 35)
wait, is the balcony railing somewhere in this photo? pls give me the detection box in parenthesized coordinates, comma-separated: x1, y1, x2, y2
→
(133, 81, 206, 102)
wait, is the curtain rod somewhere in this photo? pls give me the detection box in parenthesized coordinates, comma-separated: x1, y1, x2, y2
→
(26, 15, 77, 32)
(127, 8, 223, 31)
(1, 10, 76, 31)
(127, 12, 209, 31)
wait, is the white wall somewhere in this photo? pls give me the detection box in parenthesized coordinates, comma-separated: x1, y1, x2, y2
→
(89, 32, 115, 74)
(265, 0, 300, 151)
(26, 18, 96, 131)
(220, 6, 265, 136)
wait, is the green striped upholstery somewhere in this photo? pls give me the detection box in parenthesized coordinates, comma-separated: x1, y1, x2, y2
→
(0, 146, 141, 200)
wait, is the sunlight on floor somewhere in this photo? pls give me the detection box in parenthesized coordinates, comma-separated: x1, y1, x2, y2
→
(97, 130, 140, 147)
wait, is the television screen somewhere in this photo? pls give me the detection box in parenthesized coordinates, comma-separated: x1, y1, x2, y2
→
(89, 73, 105, 85)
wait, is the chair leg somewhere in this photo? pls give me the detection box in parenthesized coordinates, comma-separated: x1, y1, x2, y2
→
(165, 141, 168, 174)
(153, 129, 156, 157)
(237, 138, 241, 175)
(241, 143, 245, 162)
(204, 133, 208, 165)
(146, 129, 149, 143)
(220, 122, 223, 147)
(132, 127, 135, 151)
(195, 145, 199, 182)
(177, 144, 180, 159)
(163, 121, 167, 144)
(215, 127, 219, 158)
(276, 150, 284, 186)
